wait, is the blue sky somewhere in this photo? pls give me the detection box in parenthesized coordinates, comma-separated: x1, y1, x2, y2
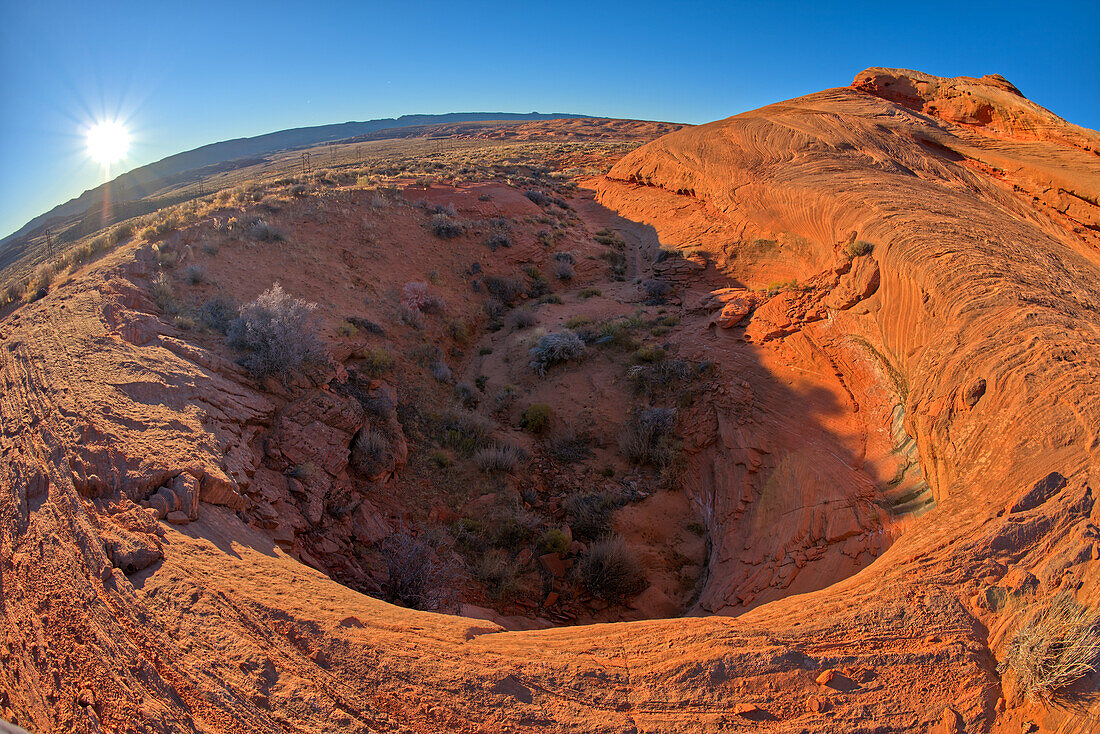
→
(2, 0, 1098, 239)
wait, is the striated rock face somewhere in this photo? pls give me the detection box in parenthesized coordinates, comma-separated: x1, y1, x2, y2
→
(1, 72, 1099, 733)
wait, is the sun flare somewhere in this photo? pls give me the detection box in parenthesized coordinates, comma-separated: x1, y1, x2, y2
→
(85, 120, 130, 165)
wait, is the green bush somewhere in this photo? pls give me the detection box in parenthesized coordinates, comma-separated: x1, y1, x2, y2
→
(520, 404, 553, 435)
(537, 528, 571, 555)
(846, 240, 874, 258)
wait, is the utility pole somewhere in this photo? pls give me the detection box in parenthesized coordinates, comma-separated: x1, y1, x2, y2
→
(44, 229, 54, 261)
(301, 152, 311, 176)
(356, 145, 361, 162)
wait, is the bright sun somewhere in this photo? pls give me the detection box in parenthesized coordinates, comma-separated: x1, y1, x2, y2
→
(86, 120, 130, 165)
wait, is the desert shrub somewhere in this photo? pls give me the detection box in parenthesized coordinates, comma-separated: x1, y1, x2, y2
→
(484, 276, 526, 306)
(474, 443, 527, 474)
(401, 282, 429, 311)
(765, 279, 801, 296)
(642, 278, 671, 304)
(475, 550, 521, 600)
(289, 183, 309, 197)
(248, 218, 285, 242)
(359, 346, 395, 377)
(563, 491, 627, 541)
(398, 304, 424, 330)
(453, 382, 478, 409)
(484, 232, 512, 251)
(431, 213, 464, 239)
(632, 345, 667, 364)
(172, 315, 195, 330)
(336, 320, 359, 337)
(553, 251, 575, 265)
(539, 293, 564, 305)
(620, 407, 676, 466)
(525, 270, 549, 298)
(493, 384, 518, 413)
(547, 429, 593, 464)
(153, 243, 177, 268)
(184, 264, 206, 284)
(109, 223, 134, 244)
(524, 189, 551, 206)
(577, 535, 646, 601)
(380, 533, 457, 611)
(139, 213, 180, 242)
(601, 250, 627, 278)
(421, 294, 446, 314)
(350, 429, 390, 476)
(409, 344, 442, 365)
(999, 592, 1100, 700)
(627, 360, 693, 397)
(430, 361, 453, 382)
(227, 283, 322, 380)
(847, 240, 874, 258)
(579, 287, 601, 299)
(402, 282, 446, 315)
(520, 404, 552, 435)
(508, 308, 537, 330)
(199, 296, 237, 333)
(529, 330, 585, 375)
(258, 195, 282, 213)
(150, 273, 177, 314)
(537, 528, 571, 556)
(553, 260, 575, 281)
(436, 409, 496, 455)
(349, 316, 385, 335)
(446, 319, 472, 345)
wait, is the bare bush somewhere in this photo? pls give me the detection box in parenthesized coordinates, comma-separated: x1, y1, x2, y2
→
(508, 308, 537, 330)
(620, 407, 676, 466)
(529, 330, 585, 375)
(436, 410, 496, 455)
(431, 213, 464, 239)
(351, 429, 390, 476)
(398, 304, 424, 329)
(249, 218, 285, 242)
(199, 296, 238, 333)
(485, 276, 526, 307)
(564, 491, 625, 541)
(184, 264, 206, 284)
(474, 443, 527, 474)
(548, 428, 594, 464)
(151, 273, 177, 314)
(999, 592, 1100, 700)
(380, 533, 458, 611)
(430, 361, 452, 382)
(474, 550, 520, 600)
(553, 260, 575, 281)
(227, 283, 322, 381)
(576, 535, 647, 602)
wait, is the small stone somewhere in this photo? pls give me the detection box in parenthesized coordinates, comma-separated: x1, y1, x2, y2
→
(805, 696, 827, 713)
(815, 669, 837, 686)
(544, 592, 559, 607)
(733, 703, 759, 716)
(166, 511, 190, 525)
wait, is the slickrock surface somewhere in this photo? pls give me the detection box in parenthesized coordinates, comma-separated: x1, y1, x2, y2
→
(2, 70, 1099, 733)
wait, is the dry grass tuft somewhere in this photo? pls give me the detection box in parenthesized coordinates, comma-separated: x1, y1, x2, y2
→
(999, 592, 1100, 700)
